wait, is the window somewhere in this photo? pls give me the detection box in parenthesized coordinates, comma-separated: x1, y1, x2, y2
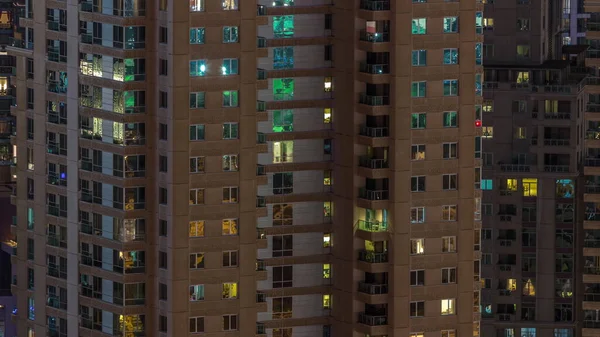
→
(189, 220, 204, 237)
(322, 294, 332, 309)
(159, 283, 167, 300)
(190, 28, 205, 44)
(517, 18, 530, 31)
(441, 299, 455, 315)
(159, 251, 167, 269)
(410, 270, 425, 286)
(159, 59, 168, 75)
(483, 44, 494, 57)
(522, 178, 537, 196)
(555, 254, 573, 272)
(324, 45, 332, 61)
(222, 0, 238, 10)
(190, 157, 205, 173)
(411, 238, 424, 255)
(323, 263, 331, 278)
(522, 328, 536, 337)
(223, 251, 238, 267)
(190, 0, 204, 11)
(222, 155, 239, 171)
(190, 92, 205, 108)
(517, 45, 530, 58)
(411, 144, 425, 160)
(189, 60, 206, 77)
(273, 266, 293, 288)
(411, 81, 426, 97)
(159, 123, 167, 140)
(273, 297, 293, 319)
(189, 284, 204, 301)
(189, 189, 204, 205)
(273, 172, 293, 194)
(223, 123, 238, 139)
(411, 207, 425, 223)
(159, 219, 167, 236)
(443, 17, 458, 33)
(442, 331, 456, 337)
(442, 205, 457, 221)
(222, 58, 239, 75)
(273, 110, 293, 132)
(481, 179, 493, 190)
(189, 253, 205, 269)
(223, 26, 239, 43)
(475, 43, 482, 65)
(222, 186, 238, 203)
(483, 17, 494, 30)
(274, 47, 294, 69)
(443, 174, 458, 190)
(411, 113, 426, 129)
(410, 301, 425, 317)
(159, 315, 167, 332)
(273, 204, 293, 226)
(159, 187, 167, 204)
(443, 111, 457, 127)
(412, 18, 427, 34)
(412, 50, 426, 66)
(324, 77, 332, 92)
(442, 236, 456, 252)
(411, 176, 425, 192)
(222, 219, 238, 235)
(475, 11, 483, 33)
(443, 48, 458, 64)
(189, 124, 205, 140)
(443, 142, 457, 159)
(222, 282, 238, 299)
(222, 315, 237, 331)
(190, 317, 204, 333)
(323, 234, 331, 247)
(159, 156, 168, 172)
(443, 79, 459, 96)
(323, 108, 332, 123)
(273, 235, 293, 257)
(223, 90, 238, 107)
(442, 267, 456, 284)
(482, 126, 493, 138)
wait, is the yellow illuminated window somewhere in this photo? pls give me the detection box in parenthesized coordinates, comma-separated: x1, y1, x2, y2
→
(324, 170, 332, 186)
(323, 202, 333, 217)
(323, 234, 331, 247)
(322, 294, 331, 309)
(222, 219, 238, 235)
(522, 279, 536, 296)
(410, 334, 425, 337)
(324, 77, 332, 92)
(522, 178, 538, 196)
(482, 126, 493, 138)
(189, 220, 204, 237)
(505, 179, 518, 191)
(323, 264, 331, 278)
(441, 298, 455, 315)
(516, 71, 529, 83)
(514, 127, 526, 139)
(323, 108, 331, 123)
(222, 282, 238, 299)
(506, 278, 517, 291)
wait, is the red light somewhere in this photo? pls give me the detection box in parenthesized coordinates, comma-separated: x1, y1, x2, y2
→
(475, 120, 482, 127)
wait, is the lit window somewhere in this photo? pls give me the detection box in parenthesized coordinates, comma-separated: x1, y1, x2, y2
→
(522, 178, 537, 197)
(411, 81, 426, 97)
(222, 154, 239, 171)
(323, 170, 332, 186)
(223, 26, 239, 43)
(274, 47, 294, 69)
(411, 113, 426, 129)
(441, 298, 455, 315)
(481, 179, 493, 190)
(222, 90, 238, 107)
(323, 108, 331, 123)
(410, 333, 424, 337)
(514, 127, 526, 139)
(221, 58, 239, 75)
(323, 264, 331, 278)
(443, 111, 457, 127)
(222, 282, 238, 299)
(273, 110, 293, 132)
(443, 79, 459, 96)
(443, 17, 458, 33)
(273, 78, 294, 100)
(475, 12, 483, 34)
(517, 45, 530, 58)
(222, 0, 238, 10)
(323, 234, 331, 247)
(189, 220, 204, 237)
(411, 144, 426, 160)
(410, 238, 424, 255)
(189, 284, 204, 301)
(442, 236, 456, 252)
(189, 189, 204, 205)
(273, 16, 295, 38)
(189, 253, 205, 269)
(189, 156, 205, 173)
(516, 72, 529, 83)
(442, 330, 456, 337)
(412, 18, 427, 34)
(189, 0, 204, 11)
(222, 219, 238, 235)
(189, 60, 206, 77)
(412, 50, 427, 66)
(189, 28, 205, 44)
(222, 186, 238, 203)
(442, 205, 457, 221)
(482, 126, 493, 138)
(273, 141, 293, 163)
(505, 179, 518, 192)
(322, 294, 331, 309)
(324, 77, 332, 92)
(324, 202, 332, 217)
(483, 17, 494, 30)
(411, 207, 425, 223)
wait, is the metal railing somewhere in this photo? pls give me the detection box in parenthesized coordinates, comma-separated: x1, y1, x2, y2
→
(358, 312, 388, 326)
(359, 93, 389, 106)
(358, 250, 388, 263)
(359, 188, 389, 200)
(359, 156, 388, 169)
(359, 63, 390, 74)
(359, 30, 390, 43)
(358, 282, 388, 295)
(360, 125, 389, 137)
(359, 0, 391, 10)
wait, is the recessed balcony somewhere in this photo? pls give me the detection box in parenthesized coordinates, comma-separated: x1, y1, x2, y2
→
(358, 282, 388, 295)
(358, 312, 388, 326)
(359, 30, 390, 43)
(358, 249, 388, 263)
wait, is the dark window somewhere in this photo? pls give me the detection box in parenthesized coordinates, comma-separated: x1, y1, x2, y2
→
(159, 219, 167, 237)
(159, 59, 168, 75)
(159, 155, 168, 172)
(159, 91, 168, 108)
(159, 123, 168, 140)
(159, 283, 167, 300)
(159, 187, 167, 204)
(159, 315, 167, 332)
(324, 14, 332, 30)
(324, 45, 332, 61)
(159, 251, 167, 269)
(159, 26, 168, 44)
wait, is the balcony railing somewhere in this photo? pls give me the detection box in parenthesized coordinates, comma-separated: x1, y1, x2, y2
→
(359, 156, 388, 169)
(47, 295, 67, 310)
(360, 0, 391, 10)
(584, 266, 600, 275)
(358, 250, 388, 263)
(586, 158, 600, 167)
(47, 234, 67, 249)
(359, 188, 389, 200)
(583, 321, 600, 329)
(359, 93, 389, 106)
(359, 62, 390, 74)
(356, 219, 387, 232)
(543, 112, 570, 120)
(358, 312, 388, 326)
(256, 292, 267, 303)
(543, 139, 570, 146)
(47, 111, 67, 125)
(360, 125, 389, 138)
(9, 38, 33, 50)
(359, 30, 390, 43)
(586, 185, 600, 194)
(499, 164, 530, 172)
(588, 104, 600, 113)
(584, 293, 600, 302)
(586, 213, 600, 221)
(256, 196, 266, 208)
(358, 282, 388, 295)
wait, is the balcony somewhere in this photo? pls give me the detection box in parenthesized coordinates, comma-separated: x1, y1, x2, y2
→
(356, 219, 388, 232)
(359, 93, 389, 106)
(358, 282, 388, 295)
(47, 234, 67, 249)
(586, 185, 600, 194)
(359, 30, 390, 43)
(47, 110, 67, 125)
(47, 263, 67, 279)
(358, 312, 388, 326)
(584, 293, 600, 302)
(359, 188, 388, 201)
(359, 62, 390, 75)
(359, 156, 388, 169)
(543, 138, 570, 146)
(47, 80, 67, 94)
(359, 125, 389, 138)
(358, 250, 388, 263)
(47, 21, 66, 32)
(543, 112, 570, 120)
(257, 323, 266, 336)
(7, 38, 33, 56)
(47, 47, 66, 63)
(47, 296, 67, 310)
(47, 204, 67, 218)
(359, 0, 390, 10)
(47, 173, 67, 187)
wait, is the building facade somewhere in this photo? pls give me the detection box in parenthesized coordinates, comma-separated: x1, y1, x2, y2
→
(8, 0, 482, 336)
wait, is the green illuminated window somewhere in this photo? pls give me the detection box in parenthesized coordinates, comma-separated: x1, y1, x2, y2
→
(273, 110, 293, 132)
(223, 26, 239, 43)
(412, 18, 426, 34)
(190, 28, 205, 44)
(273, 16, 294, 38)
(273, 0, 294, 6)
(222, 58, 239, 75)
(223, 91, 238, 107)
(273, 78, 294, 101)
(443, 112, 457, 127)
(190, 92, 205, 109)
(411, 81, 426, 97)
(443, 17, 458, 33)
(190, 60, 206, 77)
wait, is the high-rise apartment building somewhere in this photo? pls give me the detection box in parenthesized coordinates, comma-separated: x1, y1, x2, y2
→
(480, 0, 589, 336)
(8, 0, 482, 336)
